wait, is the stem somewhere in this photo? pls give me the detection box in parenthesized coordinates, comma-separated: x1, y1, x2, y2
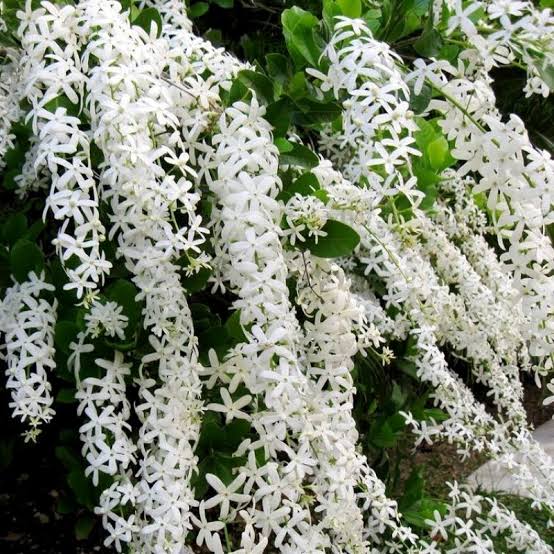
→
(426, 79, 486, 132)
(362, 223, 411, 283)
(224, 523, 232, 552)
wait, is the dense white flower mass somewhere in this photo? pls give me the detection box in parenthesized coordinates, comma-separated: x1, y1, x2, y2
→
(0, 49, 21, 170)
(0, 272, 57, 438)
(1, 0, 554, 552)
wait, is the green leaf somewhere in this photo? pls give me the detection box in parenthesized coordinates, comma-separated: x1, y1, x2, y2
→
(24, 219, 46, 243)
(422, 407, 449, 423)
(323, 0, 342, 31)
(301, 220, 360, 258)
(0, 30, 19, 48)
(196, 412, 222, 455)
(265, 98, 294, 136)
(227, 78, 250, 106)
(265, 53, 291, 85)
(192, 452, 244, 497)
(189, 2, 209, 18)
(337, 0, 361, 18)
(55, 321, 80, 355)
(204, 28, 223, 45)
(197, 326, 230, 358)
(2, 213, 27, 246)
(313, 189, 329, 204)
(438, 44, 460, 64)
(403, 498, 447, 528)
(2, 168, 20, 191)
(282, 7, 323, 69)
(222, 419, 250, 452)
(212, 0, 234, 7)
(56, 388, 76, 404)
(75, 515, 95, 540)
(237, 69, 275, 105)
(278, 142, 319, 168)
(408, 82, 432, 115)
(286, 71, 309, 100)
(3, 141, 27, 173)
(414, 118, 436, 150)
(370, 420, 399, 448)
(224, 310, 247, 342)
(391, 382, 407, 408)
(427, 136, 449, 171)
(292, 98, 342, 127)
(275, 138, 294, 153)
(191, 303, 221, 332)
(105, 279, 141, 331)
(132, 7, 163, 37)
(43, 95, 80, 118)
(399, 467, 425, 510)
(396, 357, 418, 379)
(363, 8, 382, 34)
(413, 0, 432, 16)
(413, 165, 439, 211)
(180, 266, 212, 293)
(67, 470, 96, 510)
(414, 28, 443, 58)
(10, 239, 44, 283)
(277, 172, 320, 203)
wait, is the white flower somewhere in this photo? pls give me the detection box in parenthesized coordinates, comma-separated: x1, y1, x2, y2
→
(206, 388, 252, 424)
(0, 272, 57, 430)
(190, 501, 225, 548)
(204, 473, 250, 518)
(543, 379, 554, 407)
(84, 300, 129, 340)
(425, 510, 452, 541)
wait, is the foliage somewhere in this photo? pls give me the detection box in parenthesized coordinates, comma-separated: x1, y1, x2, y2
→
(1, 0, 554, 552)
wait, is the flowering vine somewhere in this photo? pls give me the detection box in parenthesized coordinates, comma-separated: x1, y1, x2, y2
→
(1, 0, 554, 552)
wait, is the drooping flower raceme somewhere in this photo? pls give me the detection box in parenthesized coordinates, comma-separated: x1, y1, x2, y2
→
(406, 57, 554, 361)
(311, 17, 420, 206)
(0, 272, 57, 440)
(438, 0, 554, 96)
(17, 1, 111, 298)
(79, 0, 209, 549)
(2, 1, 554, 552)
(0, 48, 21, 170)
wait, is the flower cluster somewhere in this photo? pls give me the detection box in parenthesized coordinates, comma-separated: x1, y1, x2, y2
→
(0, 272, 57, 440)
(2, 1, 554, 552)
(284, 193, 328, 245)
(0, 48, 21, 170)
(439, 0, 554, 96)
(406, 56, 554, 360)
(75, 352, 135, 486)
(18, 0, 111, 297)
(311, 18, 420, 206)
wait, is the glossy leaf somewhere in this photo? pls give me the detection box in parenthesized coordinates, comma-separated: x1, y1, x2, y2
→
(10, 239, 44, 282)
(301, 220, 360, 258)
(282, 7, 323, 69)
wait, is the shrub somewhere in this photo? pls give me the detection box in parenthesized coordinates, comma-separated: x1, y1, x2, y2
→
(1, 0, 554, 551)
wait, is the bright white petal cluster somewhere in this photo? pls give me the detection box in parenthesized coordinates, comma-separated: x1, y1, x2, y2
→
(1, 1, 554, 553)
(0, 49, 21, 170)
(0, 272, 57, 439)
(312, 17, 419, 204)
(17, 0, 111, 296)
(438, 0, 554, 96)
